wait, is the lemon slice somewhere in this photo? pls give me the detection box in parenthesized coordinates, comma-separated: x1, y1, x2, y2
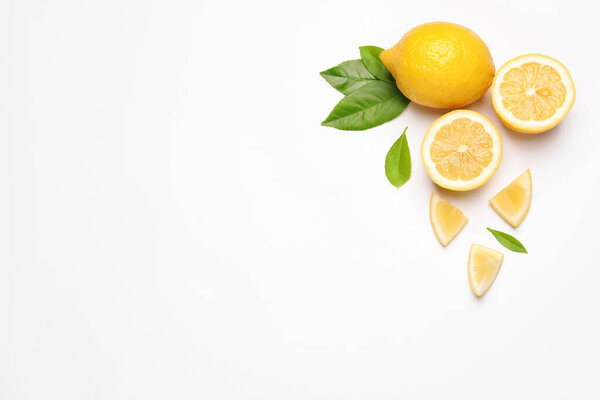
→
(421, 110, 502, 191)
(491, 54, 575, 134)
(468, 244, 503, 297)
(490, 169, 532, 227)
(429, 193, 468, 246)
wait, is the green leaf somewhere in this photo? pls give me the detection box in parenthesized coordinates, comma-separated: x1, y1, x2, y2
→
(320, 60, 378, 94)
(359, 46, 395, 84)
(487, 228, 528, 253)
(321, 81, 410, 131)
(385, 128, 411, 188)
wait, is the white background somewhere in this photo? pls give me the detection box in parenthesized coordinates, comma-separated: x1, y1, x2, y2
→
(1, 0, 598, 398)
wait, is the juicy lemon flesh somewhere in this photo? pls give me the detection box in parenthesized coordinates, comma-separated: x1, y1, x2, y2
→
(490, 169, 532, 227)
(431, 117, 494, 181)
(380, 22, 495, 109)
(435, 200, 466, 239)
(468, 244, 503, 297)
(500, 62, 566, 121)
(430, 193, 467, 246)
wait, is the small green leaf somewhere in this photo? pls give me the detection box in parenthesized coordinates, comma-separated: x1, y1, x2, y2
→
(320, 60, 378, 94)
(359, 46, 395, 84)
(487, 228, 528, 253)
(321, 81, 410, 131)
(385, 128, 411, 188)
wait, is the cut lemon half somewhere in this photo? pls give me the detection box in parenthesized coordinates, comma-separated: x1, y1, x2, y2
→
(429, 193, 468, 246)
(468, 244, 503, 297)
(490, 169, 532, 227)
(421, 110, 502, 191)
(491, 54, 575, 134)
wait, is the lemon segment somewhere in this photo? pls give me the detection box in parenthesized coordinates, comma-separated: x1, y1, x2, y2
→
(468, 244, 504, 297)
(380, 22, 495, 109)
(429, 193, 468, 246)
(490, 169, 532, 227)
(421, 110, 502, 191)
(491, 54, 575, 133)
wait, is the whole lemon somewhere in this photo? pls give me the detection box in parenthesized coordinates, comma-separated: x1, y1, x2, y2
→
(380, 22, 495, 109)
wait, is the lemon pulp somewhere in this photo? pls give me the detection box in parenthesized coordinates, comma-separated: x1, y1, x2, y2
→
(431, 118, 494, 181)
(500, 63, 566, 121)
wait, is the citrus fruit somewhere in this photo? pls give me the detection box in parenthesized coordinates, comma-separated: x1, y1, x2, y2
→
(491, 54, 575, 133)
(421, 110, 502, 191)
(429, 193, 468, 246)
(468, 244, 503, 297)
(490, 169, 532, 227)
(379, 22, 495, 109)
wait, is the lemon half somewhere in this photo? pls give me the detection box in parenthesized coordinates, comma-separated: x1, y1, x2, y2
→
(491, 54, 575, 133)
(421, 110, 502, 191)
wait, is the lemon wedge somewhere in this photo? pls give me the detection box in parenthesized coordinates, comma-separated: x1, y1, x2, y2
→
(491, 54, 575, 134)
(429, 193, 468, 246)
(468, 244, 504, 297)
(421, 110, 502, 191)
(490, 169, 532, 227)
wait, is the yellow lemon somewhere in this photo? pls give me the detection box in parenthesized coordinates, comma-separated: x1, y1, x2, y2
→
(429, 193, 468, 246)
(421, 110, 502, 191)
(490, 169, 532, 227)
(491, 54, 575, 133)
(380, 22, 495, 108)
(468, 244, 504, 297)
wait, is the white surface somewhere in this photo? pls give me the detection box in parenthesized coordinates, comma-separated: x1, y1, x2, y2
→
(0, 0, 598, 398)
